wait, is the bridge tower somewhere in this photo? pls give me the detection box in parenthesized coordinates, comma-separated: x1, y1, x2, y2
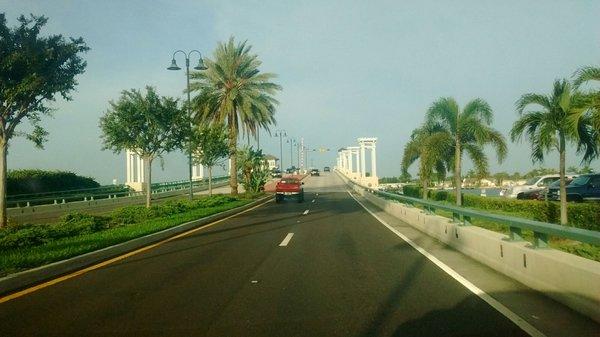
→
(125, 150, 146, 192)
(358, 137, 378, 187)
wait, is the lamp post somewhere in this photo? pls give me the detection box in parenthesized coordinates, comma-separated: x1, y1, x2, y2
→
(287, 138, 296, 169)
(274, 130, 286, 171)
(167, 50, 207, 200)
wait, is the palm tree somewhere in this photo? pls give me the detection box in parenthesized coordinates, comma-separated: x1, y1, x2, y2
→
(190, 37, 281, 195)
(426, 97, 507, 206)
(510, 79, 596, 225)
(402, 123, 453, 199)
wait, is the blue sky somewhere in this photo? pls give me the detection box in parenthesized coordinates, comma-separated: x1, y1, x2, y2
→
(2, 0, 600, 184)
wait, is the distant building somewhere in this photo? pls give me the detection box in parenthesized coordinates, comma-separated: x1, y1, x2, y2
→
(264, 154, 279, 170)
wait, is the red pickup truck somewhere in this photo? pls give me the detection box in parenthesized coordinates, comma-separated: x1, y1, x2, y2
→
(275, 177, 304, 203)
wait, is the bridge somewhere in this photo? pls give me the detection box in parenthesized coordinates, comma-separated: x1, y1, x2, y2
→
(0, 137, 599, 337)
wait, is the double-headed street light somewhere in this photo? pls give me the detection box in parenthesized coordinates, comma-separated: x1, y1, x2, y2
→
(287, 138, 296, 169)
(274, 130, 286, 171)
(167, 50, 207, 200)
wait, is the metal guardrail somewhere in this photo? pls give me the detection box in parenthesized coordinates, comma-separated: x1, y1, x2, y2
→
(347, 175, 600, 248)
(8, 176, 229, 209)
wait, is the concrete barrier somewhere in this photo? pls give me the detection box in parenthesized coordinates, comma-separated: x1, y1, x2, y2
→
(345, 175, 600, 323)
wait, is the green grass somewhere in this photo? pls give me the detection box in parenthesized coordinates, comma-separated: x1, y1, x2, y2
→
(0, 196, 256, 276)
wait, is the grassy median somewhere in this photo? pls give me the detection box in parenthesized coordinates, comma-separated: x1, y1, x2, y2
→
(0, 194, 260, 277)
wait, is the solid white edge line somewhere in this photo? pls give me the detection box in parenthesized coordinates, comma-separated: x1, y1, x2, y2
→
(279, 233, 294, 246)
(302, 209, 309, 215)
(347, 191, 545, 337)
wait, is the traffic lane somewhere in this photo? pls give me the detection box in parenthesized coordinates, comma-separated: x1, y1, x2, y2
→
(203, 191, 529, 337)
(0, 193, 312, 337)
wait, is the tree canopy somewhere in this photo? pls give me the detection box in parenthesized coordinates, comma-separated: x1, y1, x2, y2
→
(0, 13, 89, 147)
(99, 87, 187, 207)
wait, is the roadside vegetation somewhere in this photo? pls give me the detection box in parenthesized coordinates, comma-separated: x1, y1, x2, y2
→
(0, 194, 258, 276)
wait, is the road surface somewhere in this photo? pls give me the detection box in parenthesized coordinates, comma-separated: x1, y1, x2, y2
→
(0, 173, 597, 336)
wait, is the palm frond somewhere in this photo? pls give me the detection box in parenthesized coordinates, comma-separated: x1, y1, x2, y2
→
(573, 66, 600, 88)
(426, 97, 459, 133)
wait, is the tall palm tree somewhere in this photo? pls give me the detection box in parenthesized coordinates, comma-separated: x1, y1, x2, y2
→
(402, 123, 453, 199)
(510, 79, 595, 225)
(190, 37, 281, 195)
(426, 97, 507, 206)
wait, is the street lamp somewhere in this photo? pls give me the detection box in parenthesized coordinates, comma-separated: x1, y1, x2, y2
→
(274, 129, 286, 171)
(287, 138, 296, 169)
(167, 50, 207, 200)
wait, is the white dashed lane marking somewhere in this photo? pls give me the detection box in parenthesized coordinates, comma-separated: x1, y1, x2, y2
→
(279, 233, 294, 246)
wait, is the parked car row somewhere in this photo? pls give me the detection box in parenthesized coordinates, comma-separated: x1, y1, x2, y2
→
(500, 173, 600, 202)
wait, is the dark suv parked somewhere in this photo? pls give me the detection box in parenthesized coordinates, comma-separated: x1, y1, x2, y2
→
(547, 174, 600, 202)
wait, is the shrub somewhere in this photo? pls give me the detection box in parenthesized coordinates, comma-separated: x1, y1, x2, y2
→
(0, 212, 111, 250)
(7, 169, 100, 195)
(402, 185, 422, 198)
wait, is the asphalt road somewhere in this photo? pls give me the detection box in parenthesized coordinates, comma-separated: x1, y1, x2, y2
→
(0, 173, 535, 336)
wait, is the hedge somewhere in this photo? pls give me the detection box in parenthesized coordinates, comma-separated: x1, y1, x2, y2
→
(400, 185, 600, 232)
(7, 169, 100, 195)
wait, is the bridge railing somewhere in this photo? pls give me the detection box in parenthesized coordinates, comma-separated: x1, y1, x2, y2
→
(7, 175, 230, 208)
(344, 171, 600, 248)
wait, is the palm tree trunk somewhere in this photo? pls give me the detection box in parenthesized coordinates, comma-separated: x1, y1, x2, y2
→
(228, 114, 238, 195)
(0, 140, 7, 228)
(455, 140, 462, 206)
(559, 134, 568, 225)
(145, 156, 153, 208)
(208, 166, 213, 196)
(422, 178, 429, 200)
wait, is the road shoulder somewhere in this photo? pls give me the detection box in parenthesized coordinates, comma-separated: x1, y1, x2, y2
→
(349, 189, 600, 337)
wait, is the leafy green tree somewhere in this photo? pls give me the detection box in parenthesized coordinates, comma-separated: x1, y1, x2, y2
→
(190, 37, 281, 195)
(426, 97, 507, 205)
(402, 123, 453, 199)
(237, 147, 269, 194)
(0, 14, 88, 227)
(511, 79, 596, 225)
(492, 172, 510, 186)
(100, 87, 187, 207)
(189, 124, 229, 196)
(399, 171, 412, 183)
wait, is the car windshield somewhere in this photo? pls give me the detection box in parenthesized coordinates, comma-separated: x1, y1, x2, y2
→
(570, 176, 591, 186)
(549, 178, 573, 188)
(280, 178, 298, 184)
(525, 176, 540, 185)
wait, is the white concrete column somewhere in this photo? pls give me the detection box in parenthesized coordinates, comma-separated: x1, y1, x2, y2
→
(192, 164, 204, 180)
(371, 146, 377, 178)
(137, 155, 143, 183)
(126, 150, 132, 183)
(360, 143, 366, 178)
(348, 151, 353, 175)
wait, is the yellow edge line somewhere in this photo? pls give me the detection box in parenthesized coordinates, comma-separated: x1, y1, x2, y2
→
(0, 198, 272, 304)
